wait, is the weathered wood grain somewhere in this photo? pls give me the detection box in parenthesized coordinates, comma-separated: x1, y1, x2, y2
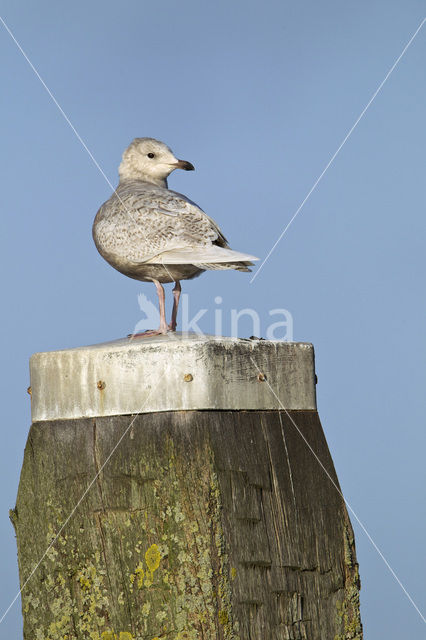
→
(12, 410, 362, 640)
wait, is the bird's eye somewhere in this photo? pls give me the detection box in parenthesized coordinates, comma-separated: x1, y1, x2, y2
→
(147, 152, 155, 159)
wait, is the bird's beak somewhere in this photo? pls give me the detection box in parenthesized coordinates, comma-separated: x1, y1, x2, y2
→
(173, 159, 195, 171)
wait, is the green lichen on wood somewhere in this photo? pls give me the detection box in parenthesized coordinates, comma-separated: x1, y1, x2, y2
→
(334, 519, 363, 640)
(208, 470, 238, 639)
(14, 422, 237, 640)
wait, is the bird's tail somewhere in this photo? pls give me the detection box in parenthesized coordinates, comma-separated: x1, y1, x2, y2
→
(195, 261, 253, 272)
(145, 245, 259, 266)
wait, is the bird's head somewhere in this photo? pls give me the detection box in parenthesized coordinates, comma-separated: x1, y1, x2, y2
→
(118, 137, 194, 187)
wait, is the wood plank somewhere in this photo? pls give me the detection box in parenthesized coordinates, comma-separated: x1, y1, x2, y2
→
(13, 410, 362, 639)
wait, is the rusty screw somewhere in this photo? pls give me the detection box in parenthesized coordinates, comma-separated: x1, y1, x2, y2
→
(183, 373, 193, 382)
(257, 372, 267, 382)
(97, 380, 106, 390)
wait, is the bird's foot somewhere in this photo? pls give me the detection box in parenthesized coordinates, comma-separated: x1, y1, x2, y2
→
(127, 328, 169, 339)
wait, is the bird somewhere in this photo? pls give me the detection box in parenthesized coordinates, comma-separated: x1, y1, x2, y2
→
(93, 137, 258, 336)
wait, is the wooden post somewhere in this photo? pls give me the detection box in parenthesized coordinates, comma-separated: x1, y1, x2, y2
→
(12, 335, 362, 639)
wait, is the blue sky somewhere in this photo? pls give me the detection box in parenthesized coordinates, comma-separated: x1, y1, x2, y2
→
(0, 1, 425, 637)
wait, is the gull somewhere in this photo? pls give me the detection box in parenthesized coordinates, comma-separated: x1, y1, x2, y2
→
(93, 138, 258, 336)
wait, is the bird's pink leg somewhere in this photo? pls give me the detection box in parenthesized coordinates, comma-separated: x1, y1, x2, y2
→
(129, 279, 169, 339)
(169, 281, 181, 331)
(154, 279, 169, 334)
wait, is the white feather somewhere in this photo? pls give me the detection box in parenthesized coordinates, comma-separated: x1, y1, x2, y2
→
(144, 245, 258, 265)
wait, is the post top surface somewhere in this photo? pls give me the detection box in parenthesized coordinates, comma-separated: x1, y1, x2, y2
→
(31, 332, 313, 355)
(30, 333, 317, 421)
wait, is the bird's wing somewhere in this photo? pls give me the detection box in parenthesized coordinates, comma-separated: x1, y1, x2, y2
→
(167, 188, 229, 247)
(94, 181, 231, 264)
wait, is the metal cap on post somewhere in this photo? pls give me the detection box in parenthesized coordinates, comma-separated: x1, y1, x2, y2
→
(29, 334, 317, 421)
